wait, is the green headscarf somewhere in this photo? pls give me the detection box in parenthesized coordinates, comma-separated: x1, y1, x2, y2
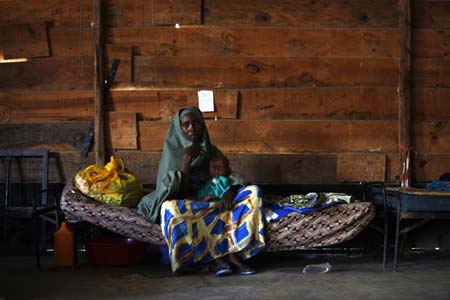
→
(137, 107, 215, 223)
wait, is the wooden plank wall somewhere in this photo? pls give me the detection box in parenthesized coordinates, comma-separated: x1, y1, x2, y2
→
(0, 0, 449, 185)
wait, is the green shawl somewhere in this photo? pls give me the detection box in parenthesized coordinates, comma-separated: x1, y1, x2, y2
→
(138, 107, 247, 223)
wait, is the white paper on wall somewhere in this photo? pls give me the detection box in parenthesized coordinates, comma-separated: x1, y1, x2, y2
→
(197, 90, 215, 112)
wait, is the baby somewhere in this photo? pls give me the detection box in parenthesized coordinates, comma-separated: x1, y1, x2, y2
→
(197, 153, 233, 202)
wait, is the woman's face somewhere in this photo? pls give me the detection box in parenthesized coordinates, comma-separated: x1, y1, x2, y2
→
(180, 112, 203, 142)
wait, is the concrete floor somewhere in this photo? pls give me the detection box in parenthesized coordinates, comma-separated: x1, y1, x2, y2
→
(1, 251, 450, 300)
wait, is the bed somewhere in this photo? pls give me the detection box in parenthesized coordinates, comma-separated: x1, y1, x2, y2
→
(60, 182, 376, 252)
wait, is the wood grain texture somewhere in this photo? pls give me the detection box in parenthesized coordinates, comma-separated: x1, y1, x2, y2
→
(415, 154, 450, 182)
(337, 153, 386, 182)
(414, 88, 450, 120)
(106, 27, 400, 58)
(104, 0, 145, 27)
(0, 57, 93, 91)
(414, 29, 450, 58)
(48, 27, 93, 57)
(150, 0, 201, 25)
(239, 87, 398, 120)
(0, 0, 93, 27)
(115, 151, 403, 184)
(415, 121, 450, 154)
(0, 91, 94, 123)
(107, 112, 137, 149)
(105, 45, 132, 82)
(0, 122, 90, 151)
(414, 59, 450, 88)
(0, 23, 49, 59)
(0, 88, 239, 123)
(139, 120, 398, 153)
(108, 88, 238, 120)
(135, 57, 399, 88)
(415, 0, 450, 29)
(202, 0, 398, 27)
(0, 0, 146, 27)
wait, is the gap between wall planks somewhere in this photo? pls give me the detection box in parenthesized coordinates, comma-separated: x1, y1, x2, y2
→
(398, 0, 412, 183)
(93, 0, 105, 165)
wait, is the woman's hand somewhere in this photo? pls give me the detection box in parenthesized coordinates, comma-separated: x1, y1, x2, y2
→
(201, 194, 217, 202)
(184, 142, 203, 159)
(181, 142, 203, 175)
(220, 190, 235, 211)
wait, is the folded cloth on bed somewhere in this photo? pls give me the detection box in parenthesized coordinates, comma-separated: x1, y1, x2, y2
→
(426, 181, 450, 192)
(264, 192, 353, 222)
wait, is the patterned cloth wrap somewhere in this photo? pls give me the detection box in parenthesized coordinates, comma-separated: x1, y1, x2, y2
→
(161, 185, 266, 273)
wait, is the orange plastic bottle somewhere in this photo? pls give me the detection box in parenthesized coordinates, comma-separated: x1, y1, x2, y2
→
(54, 221, 75, 267)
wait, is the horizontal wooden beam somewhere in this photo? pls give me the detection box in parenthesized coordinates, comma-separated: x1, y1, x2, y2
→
(135, 57, 399, 88)
(107, 27, 399, 58)
(139, 120, 399, 153)
(0, 57, 93, 91)
(203, 0, 398, 27)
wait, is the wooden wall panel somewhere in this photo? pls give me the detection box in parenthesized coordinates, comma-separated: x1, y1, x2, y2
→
(0, 57, 93, 91)
(108, 88, 238, 120)
(203, 0, 398, 27)
(415, 154, 450, 182)
(415, 121, 450, 154)
(48, 28, 93, 57)
(114, 151, 338, 184)
(0, 0, 93, 27)
(135, 57, 398, 88)
(0, 91, 93, 123)
(139, 120, 398, 153)
(414, 59, 450, 88)
(105, 45, 132, 82)
(151, 0, 201, 25)
(0, 122, 90, 151)
(105, 0, 145, 27)
(415, 1, 450, 29)
(337, 153, 386, 182)
(0, 23, 49, 59)
(414, 29, 450, 58)
(414, 88, 450, 120)
(107, 27, 400, 58)
(114, 151, 402, 185)
(107, 111, 137, 150)
(227, 153, 338, 184)
(239, 87, 398, 120)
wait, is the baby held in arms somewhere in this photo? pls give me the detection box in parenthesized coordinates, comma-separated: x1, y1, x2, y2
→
(196, 153, 234, 202)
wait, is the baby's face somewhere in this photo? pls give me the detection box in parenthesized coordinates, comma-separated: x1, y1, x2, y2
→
(209, 159, 229, 178)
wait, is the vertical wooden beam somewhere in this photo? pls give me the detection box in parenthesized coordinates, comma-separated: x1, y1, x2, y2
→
(399, 0, 412, 185)
(93, 0, 105, 165)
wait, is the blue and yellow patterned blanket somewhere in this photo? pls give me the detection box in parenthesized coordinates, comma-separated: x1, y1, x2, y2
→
(160, 185, 266, 272)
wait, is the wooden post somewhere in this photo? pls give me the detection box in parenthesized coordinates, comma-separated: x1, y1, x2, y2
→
(93, 0, 105, 165)
(398, 0, 412, 186)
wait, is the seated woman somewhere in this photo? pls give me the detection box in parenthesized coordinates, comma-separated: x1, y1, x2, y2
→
(137, 107, 265, 276)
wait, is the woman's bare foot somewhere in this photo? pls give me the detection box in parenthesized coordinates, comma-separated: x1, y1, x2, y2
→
(226, 254, 255, 275)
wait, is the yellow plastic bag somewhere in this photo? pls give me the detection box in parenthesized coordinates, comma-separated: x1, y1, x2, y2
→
(74, 156, 143, 208)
